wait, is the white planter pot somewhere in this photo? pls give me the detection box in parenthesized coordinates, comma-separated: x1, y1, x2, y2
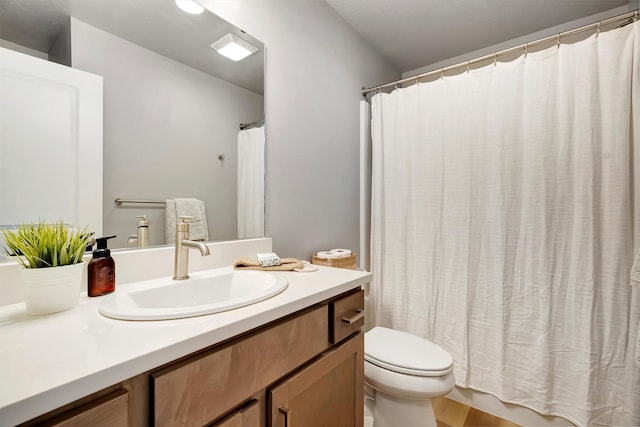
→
(20, 262, 84, 315)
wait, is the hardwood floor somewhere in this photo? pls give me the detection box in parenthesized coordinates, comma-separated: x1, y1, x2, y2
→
(433, 397, 521, 427)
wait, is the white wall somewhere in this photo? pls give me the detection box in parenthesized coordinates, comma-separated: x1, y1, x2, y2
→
(200, 0, 399, 261)
(70, 18, 264, 248)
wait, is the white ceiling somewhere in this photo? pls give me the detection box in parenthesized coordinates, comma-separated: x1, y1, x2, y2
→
(0, 0, 264, 94)
(324, 0, 630, 73)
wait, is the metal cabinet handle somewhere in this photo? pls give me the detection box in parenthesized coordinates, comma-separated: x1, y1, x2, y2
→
(341, 309, 365, 324)
(279, 406, 290, 427)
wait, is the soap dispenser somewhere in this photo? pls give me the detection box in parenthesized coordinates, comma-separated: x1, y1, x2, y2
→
(136, 215, 149, 247)
(88, 235, 116, 297)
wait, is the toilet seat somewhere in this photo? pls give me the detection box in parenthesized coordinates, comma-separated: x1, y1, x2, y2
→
(365, 327, 453, 377)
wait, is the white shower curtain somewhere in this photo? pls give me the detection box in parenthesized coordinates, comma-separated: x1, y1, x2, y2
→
(370, 23, 640, 426)
(237, 126, 265, 238)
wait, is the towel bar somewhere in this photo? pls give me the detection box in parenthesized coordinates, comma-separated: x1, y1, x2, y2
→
(114, 198, 166, 206)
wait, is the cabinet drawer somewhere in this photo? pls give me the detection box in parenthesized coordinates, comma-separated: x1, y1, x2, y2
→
(211, 400, 260, 427)
(151, 306, 329, 427)
(39, 389, 128, 427)
(330, 289, 364, 344)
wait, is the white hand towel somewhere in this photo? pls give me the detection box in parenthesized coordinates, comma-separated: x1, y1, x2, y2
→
(632, 251, 640, 368)
(631, 250, 640, 287)
(636, 321, 640, 369)
(165, 198, 209, 244)
(165, 199, 177, 244)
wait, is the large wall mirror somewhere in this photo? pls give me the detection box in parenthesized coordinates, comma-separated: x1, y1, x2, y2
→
(0, 0, 265, 252)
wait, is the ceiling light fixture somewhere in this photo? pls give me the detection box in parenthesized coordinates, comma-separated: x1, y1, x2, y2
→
(210, 33, 258, 61)
(175, 0, 204, 15)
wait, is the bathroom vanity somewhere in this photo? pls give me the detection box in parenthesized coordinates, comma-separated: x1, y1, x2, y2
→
(0, 263, 370, 427)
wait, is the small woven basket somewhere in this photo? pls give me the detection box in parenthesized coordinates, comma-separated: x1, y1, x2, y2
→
(311, 253, 357, 270)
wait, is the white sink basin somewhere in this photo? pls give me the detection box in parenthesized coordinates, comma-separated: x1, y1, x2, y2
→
(98, 269, 288, 321)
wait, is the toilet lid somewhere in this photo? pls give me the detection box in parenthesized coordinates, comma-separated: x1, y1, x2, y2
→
(365, 327, 453, 377)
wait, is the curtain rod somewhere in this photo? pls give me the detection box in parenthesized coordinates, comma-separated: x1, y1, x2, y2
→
(361, 9, 639, 96)
(239, 119, 264, 130)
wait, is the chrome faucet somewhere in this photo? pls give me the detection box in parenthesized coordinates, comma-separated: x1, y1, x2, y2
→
(173, 216, 210, 280)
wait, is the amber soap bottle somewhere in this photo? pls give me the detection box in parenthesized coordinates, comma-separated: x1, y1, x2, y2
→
(88, 235, 116, 297)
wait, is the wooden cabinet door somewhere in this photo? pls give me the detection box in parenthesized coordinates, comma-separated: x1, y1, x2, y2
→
(268, 332, 364, 427)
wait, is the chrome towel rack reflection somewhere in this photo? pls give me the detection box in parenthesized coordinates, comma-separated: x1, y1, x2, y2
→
(114, 198, 166, 206)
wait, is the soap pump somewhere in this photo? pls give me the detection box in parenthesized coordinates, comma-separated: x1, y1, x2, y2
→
(127, 215, 149, 247)
(136, 215, 149, 247)
(88, 235, 116, 297)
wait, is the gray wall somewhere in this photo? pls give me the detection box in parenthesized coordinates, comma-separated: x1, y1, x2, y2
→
(0, 39, 47, 59)
(403, 2, 638, 78)
(70, 18, 264, 248)
(49, 17, 71, 66)
(201, 0, 399, 260)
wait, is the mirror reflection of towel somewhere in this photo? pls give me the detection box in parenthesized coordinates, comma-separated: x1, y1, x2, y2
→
(632, 251, 640, 368)
(165, 198, 209, 244)
(636, 321, 640, 369)
(631, 250, 640, 287)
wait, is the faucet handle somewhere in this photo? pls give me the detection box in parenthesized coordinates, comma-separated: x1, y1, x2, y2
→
(177, 215, 194, 233)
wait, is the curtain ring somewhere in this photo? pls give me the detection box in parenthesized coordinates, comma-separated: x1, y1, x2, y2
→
(493, 53, 497, 67)
(524, 43, 528, 57)
(466, 61, 470, 73)
(415, 76, 420, 86)
(394, 83, 398, 90)
(440, 69, 444, 80)
(635, 10, 639, 21)
(596, 21, 601, 38)
(556, 34, 560, 49)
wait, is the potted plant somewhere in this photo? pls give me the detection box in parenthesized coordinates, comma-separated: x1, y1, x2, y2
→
(1, 221, 93, 315)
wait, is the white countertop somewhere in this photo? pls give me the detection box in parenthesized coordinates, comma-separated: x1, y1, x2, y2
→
(0, 265, 371, 426)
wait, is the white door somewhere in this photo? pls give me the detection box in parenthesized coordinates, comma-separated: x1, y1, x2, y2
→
(0, 46, 103, 235)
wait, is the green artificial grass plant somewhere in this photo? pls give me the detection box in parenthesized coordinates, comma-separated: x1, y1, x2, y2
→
(1, 221, 93, 269)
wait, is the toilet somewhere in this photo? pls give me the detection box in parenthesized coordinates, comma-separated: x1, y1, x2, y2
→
(364, 326, 455, 427)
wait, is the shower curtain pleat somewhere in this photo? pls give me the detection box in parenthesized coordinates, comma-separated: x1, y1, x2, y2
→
(370, 22, 640, 426)
(237, 126, 265, 238)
